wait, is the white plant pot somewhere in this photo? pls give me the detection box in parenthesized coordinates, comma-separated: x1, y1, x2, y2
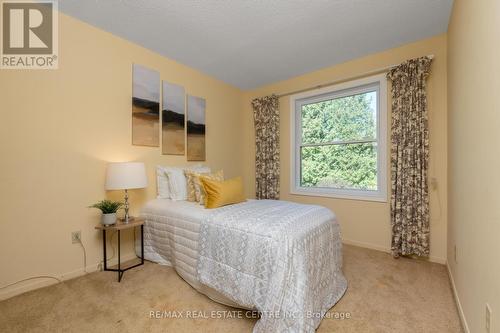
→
(101, 213, 117, 226)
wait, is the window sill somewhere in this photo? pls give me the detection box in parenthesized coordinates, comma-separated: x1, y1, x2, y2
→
(290, 187, 387, 203)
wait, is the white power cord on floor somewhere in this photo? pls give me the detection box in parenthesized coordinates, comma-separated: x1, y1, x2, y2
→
(1, 231, 119, 291)
(0, 276, 63, 290)
(0, 234, 91, 291)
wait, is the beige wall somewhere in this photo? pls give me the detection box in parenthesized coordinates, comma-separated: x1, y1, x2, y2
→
(0, 13, 244, 298)
(447, 0, 500, 332)
(242, 34, 448, 263)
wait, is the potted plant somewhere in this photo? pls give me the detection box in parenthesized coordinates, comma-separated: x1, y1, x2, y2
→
(89, 200, 123, 225)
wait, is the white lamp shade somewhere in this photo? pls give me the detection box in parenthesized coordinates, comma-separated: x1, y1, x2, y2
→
(105, 162, 148, 190)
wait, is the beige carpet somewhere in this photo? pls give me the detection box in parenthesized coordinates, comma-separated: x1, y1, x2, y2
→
(0, 245, 462, 332)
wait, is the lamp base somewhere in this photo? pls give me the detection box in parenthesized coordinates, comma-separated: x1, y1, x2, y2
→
(119, 216, 135, 223)
(122, 189, 132, 223)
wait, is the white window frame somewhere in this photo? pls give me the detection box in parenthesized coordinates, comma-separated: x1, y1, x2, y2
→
(290, 74, 387, 202)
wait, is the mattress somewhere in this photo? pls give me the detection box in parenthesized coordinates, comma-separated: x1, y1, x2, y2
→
(137, 198, 245, 308)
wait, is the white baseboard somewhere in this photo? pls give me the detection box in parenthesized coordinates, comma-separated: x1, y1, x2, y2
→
(343, 238, 390, 253)
(446, 262, 470, 333)
(342, 238, 447, 264)
(0, 253, 138, 301)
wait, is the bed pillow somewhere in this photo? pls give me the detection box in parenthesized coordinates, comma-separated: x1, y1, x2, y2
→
(185, 171, 197, 202)
(156, 166, 171, 199)
(166, 167, 189, 201)
(162, 165, 210, 201)
(193, 170, 224, 204)
(188, 165, 211, 174)
(199, 176, 245, 209)
(184, 166, 212, 201)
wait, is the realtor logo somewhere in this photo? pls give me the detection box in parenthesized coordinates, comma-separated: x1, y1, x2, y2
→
(1, 0, 58, 69)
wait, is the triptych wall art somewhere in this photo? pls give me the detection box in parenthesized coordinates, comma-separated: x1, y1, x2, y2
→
(132, 64, 160, 147)
(132, 64, 206, 161)
(187, 95, 206, 161)
(162, 81, 185, 155)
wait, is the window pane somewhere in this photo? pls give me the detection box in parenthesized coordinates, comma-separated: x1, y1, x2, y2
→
(301, 91, 377, 144)
(300, 143, 377, 190)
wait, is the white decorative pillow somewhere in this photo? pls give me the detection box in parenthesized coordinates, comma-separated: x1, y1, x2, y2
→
(156, 166, 171, 199)
(166, 165, 210, 201)
(165, 167, 188, 201)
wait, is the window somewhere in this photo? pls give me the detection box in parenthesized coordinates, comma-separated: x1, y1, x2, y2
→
(291, 74, 387, 201)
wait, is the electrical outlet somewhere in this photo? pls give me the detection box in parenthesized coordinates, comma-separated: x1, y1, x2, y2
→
(71, 231, 81, 244)
(431, 177, 438, 190)
(486, 303, 492, 333)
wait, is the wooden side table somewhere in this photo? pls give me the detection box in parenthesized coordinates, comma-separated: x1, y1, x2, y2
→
(95, 219, 144, 282)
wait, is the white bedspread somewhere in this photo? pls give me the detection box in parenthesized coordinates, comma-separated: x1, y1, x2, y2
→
(139, 199, 244, 308)
(197, 200, 347, 333)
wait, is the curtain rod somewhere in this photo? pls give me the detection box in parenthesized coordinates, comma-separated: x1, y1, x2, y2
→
(276, 54, 434, 98)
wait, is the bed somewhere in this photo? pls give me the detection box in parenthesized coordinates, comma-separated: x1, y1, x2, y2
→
(137, 198, 347, 332)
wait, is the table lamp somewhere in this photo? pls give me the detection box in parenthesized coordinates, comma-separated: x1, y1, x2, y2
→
(105, 162, 147, 223)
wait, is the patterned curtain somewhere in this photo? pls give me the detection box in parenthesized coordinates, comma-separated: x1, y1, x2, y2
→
(251, 95, 280, 199)
(387, 56, 432, 258)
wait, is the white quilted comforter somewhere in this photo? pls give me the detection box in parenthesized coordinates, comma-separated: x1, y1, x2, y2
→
(197, 200, 347, 333)
(139, 199, 347, 332)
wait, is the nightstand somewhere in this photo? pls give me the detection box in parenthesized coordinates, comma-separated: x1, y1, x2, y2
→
(95, 219, 144, 282)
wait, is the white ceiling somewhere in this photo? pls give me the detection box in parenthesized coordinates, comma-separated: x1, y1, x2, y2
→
(58, 0, 453, 89)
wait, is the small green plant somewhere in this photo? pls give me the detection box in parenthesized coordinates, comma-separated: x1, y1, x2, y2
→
(88, 200, 123, 214)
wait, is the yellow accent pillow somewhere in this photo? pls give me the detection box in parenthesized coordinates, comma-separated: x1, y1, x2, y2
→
(185, 170, 224, 203)
(199, 176, 246, 209)
(194, 170, 224, 205)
